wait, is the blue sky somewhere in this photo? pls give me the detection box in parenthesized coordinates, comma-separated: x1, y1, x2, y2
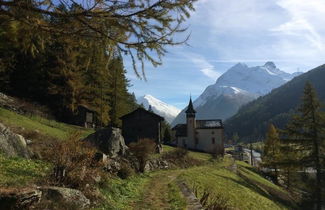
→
(125, 0, 325, 109)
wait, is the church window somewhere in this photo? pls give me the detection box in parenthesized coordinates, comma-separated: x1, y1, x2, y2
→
(212, 137, 215, 144)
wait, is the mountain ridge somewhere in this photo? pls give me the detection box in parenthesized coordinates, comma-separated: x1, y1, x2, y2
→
(172, 62, 301, 126)
(224, 64, 325, 141)
(137, 94, 181, 124)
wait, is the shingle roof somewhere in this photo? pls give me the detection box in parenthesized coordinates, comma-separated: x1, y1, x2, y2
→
(196, 120, 223, 129)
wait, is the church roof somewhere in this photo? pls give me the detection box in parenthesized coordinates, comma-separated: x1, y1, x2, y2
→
(196, 120, 223, 129)
(185, 97, 196, 114)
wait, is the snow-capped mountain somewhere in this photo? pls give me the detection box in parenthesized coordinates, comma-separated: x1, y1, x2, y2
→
(215, 61, 299, 95)
(172, 62, 301, 126)
(137, 94, 181, 124)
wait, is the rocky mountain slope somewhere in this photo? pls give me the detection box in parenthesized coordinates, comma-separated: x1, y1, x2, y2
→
(137, 94, 181, 123)
(172, 62, 301, 126)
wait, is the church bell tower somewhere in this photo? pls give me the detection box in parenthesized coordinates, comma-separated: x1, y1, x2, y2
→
(185, 97, 196, 148)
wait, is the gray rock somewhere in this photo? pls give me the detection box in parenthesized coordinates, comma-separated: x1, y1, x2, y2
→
(40, 186, 90, 209)
(84, 127, 128, 157)
(144, 159, 169, 172)
(0, 188, 42, 209)
(0, 122, 30, 158)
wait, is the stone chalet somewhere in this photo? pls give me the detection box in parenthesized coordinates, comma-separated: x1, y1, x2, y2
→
(172, 98, 224, 155)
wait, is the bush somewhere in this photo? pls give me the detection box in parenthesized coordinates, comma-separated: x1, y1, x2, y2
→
(117, 163, 134, 179)
(162, 148, 203, 168)
(42, 132, 105, 189)
(128, 139, 156, 173)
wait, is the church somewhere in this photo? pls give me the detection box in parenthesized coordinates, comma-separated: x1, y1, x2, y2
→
(172, 98, 224, 155)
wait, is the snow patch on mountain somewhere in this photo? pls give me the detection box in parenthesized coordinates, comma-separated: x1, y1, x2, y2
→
(215, 61, 300, 96)
(171, 62, 302, 126)
(137, 95, 181, 124)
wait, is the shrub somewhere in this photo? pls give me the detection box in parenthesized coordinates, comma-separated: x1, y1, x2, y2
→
(117, 163, 134, 179)
(42, 132, 105, 189)
(128, 139, 156, 173)
(162, 148, 203, 168)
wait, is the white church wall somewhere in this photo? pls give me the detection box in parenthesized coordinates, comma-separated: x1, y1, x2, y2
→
(195, 129, 223, 153)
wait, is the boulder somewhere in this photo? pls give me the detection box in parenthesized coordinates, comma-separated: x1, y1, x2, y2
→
(40, 186, 90, 209)
(0, 188, 42, 209)
(0, 123, 30, 158)
(84, 127, 128, 157)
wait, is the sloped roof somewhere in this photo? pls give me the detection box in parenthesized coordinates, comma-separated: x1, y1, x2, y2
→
(172, 124, 187, 137)
(120, 107, 164, 121)
(196, 119, 223, 129)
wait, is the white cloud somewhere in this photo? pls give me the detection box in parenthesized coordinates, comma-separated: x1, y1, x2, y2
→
(272, 0, 325, 51)
(183, 53, 221, 80)
(187, 0, 325, 71)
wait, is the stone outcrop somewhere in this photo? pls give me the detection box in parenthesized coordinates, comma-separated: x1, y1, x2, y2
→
(40, 186, 90, 209)
(0, 122, 30, 158)
(84, 127, 128, 157)
(0, 187, 90, 209)
(0, 188, 42, 209)
(144, 158, 169, 172)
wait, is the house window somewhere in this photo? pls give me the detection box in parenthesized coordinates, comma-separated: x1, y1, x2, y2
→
(212, 137, 215, 144)
(211, 131, 214, 134)
(195, 137, 199, 145)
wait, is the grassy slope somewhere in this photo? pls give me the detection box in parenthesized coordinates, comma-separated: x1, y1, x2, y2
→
(0, 154, 50, 187)
(100, 146, 294, 210)
(0, 108, 294, 209)
(179, 164, 291, 209)
(0, 107, 93, 139)
(0, 108, 92, 187)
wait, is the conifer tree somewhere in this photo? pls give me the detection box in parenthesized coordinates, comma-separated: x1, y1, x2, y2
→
(107, 56, 137, 127)
(281, 82, 324, 209)
(262, 124, 281, 184)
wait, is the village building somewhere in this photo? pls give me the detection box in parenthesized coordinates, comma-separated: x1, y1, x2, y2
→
(172, 98, 224, 155)
(68, 105, 96, 128)
(120, 107, 164, 145)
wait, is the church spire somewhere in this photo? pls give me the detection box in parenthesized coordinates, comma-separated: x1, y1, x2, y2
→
(185, 96, 196, 117)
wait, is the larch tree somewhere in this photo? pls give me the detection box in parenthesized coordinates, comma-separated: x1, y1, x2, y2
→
(0, 0, 197, 78)
(281, 82, 325, 209)
(262, 124, 281, 184)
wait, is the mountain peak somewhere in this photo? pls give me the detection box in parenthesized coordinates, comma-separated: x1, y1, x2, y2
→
(233, 62, 248, 68)
(264, 61, 276, 69)
(137, 95, 180, 123)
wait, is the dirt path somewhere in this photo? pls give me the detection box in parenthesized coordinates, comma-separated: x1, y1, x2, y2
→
(133, 170, 203, 210)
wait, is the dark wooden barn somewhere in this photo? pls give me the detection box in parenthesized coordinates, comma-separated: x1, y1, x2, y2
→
(120, 108, 164, 145)
(70, 105, 96, 128)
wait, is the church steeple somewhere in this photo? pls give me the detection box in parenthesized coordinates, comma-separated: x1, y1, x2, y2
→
(185, 97, 196, 117)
